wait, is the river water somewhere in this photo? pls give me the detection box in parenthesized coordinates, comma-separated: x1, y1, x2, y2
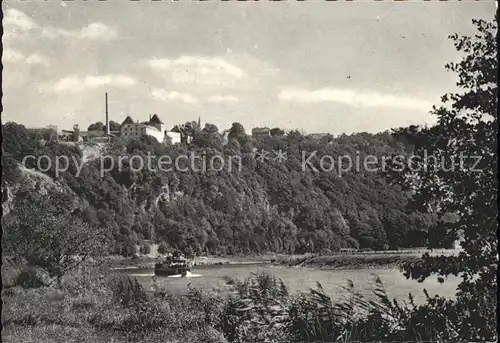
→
(117, 263, 460, 305)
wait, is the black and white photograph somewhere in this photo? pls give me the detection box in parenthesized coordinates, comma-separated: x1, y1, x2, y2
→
(1, 1, 497, 342)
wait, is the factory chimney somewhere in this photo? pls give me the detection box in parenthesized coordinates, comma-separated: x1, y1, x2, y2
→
(105, 92, 109, 135)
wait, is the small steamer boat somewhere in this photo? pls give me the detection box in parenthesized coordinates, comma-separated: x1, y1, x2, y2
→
(154, 251, 193, 277)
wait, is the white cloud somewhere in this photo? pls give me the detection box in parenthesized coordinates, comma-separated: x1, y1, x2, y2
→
(153, 91, 241, 105)
(50, 74, 136, 93)
(4, 8, 38, 31)
(3, 8, 38, 40)
(85, 75, 136, 88)
(207, 95, 240, 103)
(3, 49, 25, 62)
(279, 87, 433, 111)
(152, 89, 199, 104)
(41, 22, 118, 41)
(4, 9, 117, 41)
(3, 49, 50, 66)
(25, 53, 51, 66)
(174, 56, 245, 78)
(79, 23, 117, 40)
(147, 59, 172, 70)
(145, 56, 246, 87)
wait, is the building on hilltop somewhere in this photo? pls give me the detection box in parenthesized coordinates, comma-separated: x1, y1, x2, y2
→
(170, 119, 202, 145)
(119, 114, 181, 144)
(60, 127, 115, 143)
(59, 110, 180, 145)
(27, 125, 60, 142)
(148, 114, 165, 130)
(308, 132, 334, 143)
(251, 127, 271, 140)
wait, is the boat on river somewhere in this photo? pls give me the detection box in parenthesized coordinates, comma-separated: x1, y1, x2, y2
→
(154, 252, 193, 277)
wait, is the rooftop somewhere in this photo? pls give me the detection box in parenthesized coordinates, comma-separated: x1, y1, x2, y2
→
(252, 127, 270, 133)
(121, 116, 134, 125)
(148, 114, 163, 125)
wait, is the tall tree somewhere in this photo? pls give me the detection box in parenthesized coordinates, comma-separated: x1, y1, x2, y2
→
(88, 122, 105, 131)
(109, 121, 121, 131)
(228, 122, 246, 139)
(386, 18, 497, 340)
(3, 187, 109, 285)
(270, 127, 285, 136)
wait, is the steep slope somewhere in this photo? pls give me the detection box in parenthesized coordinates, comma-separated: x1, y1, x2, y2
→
(2, 122, 434, 257)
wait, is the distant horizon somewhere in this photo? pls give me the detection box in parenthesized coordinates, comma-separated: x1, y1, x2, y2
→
(12, 112, 411, 137)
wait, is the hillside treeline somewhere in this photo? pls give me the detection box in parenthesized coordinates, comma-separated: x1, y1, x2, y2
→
(2, 121, 436, 257)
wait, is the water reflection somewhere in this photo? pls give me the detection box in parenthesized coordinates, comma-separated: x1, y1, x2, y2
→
(116, 264, 460, 305)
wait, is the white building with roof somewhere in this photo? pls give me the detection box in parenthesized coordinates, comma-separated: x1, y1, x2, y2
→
(119, 114, 181, 144)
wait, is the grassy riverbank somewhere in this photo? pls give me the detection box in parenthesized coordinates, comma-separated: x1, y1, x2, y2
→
(4, 261, 488, 343)
(280, 253, 423, 270)
(0, 263, 460, 343)
(2, 264, 225, 343)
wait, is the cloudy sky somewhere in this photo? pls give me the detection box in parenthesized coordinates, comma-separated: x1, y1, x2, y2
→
(2, 0, 494, 135)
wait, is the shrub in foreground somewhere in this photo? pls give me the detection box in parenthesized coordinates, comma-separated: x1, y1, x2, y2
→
(3, 267, 496, 343)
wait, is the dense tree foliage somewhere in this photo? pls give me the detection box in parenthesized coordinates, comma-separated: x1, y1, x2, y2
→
(2, 120, 432, 257)
(270, 127, 285, 136)
(7, 19, 493, 266)
(88, 121, 120, 131)
(3, 185, 109, 284)
(385, 18, 497, 340)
